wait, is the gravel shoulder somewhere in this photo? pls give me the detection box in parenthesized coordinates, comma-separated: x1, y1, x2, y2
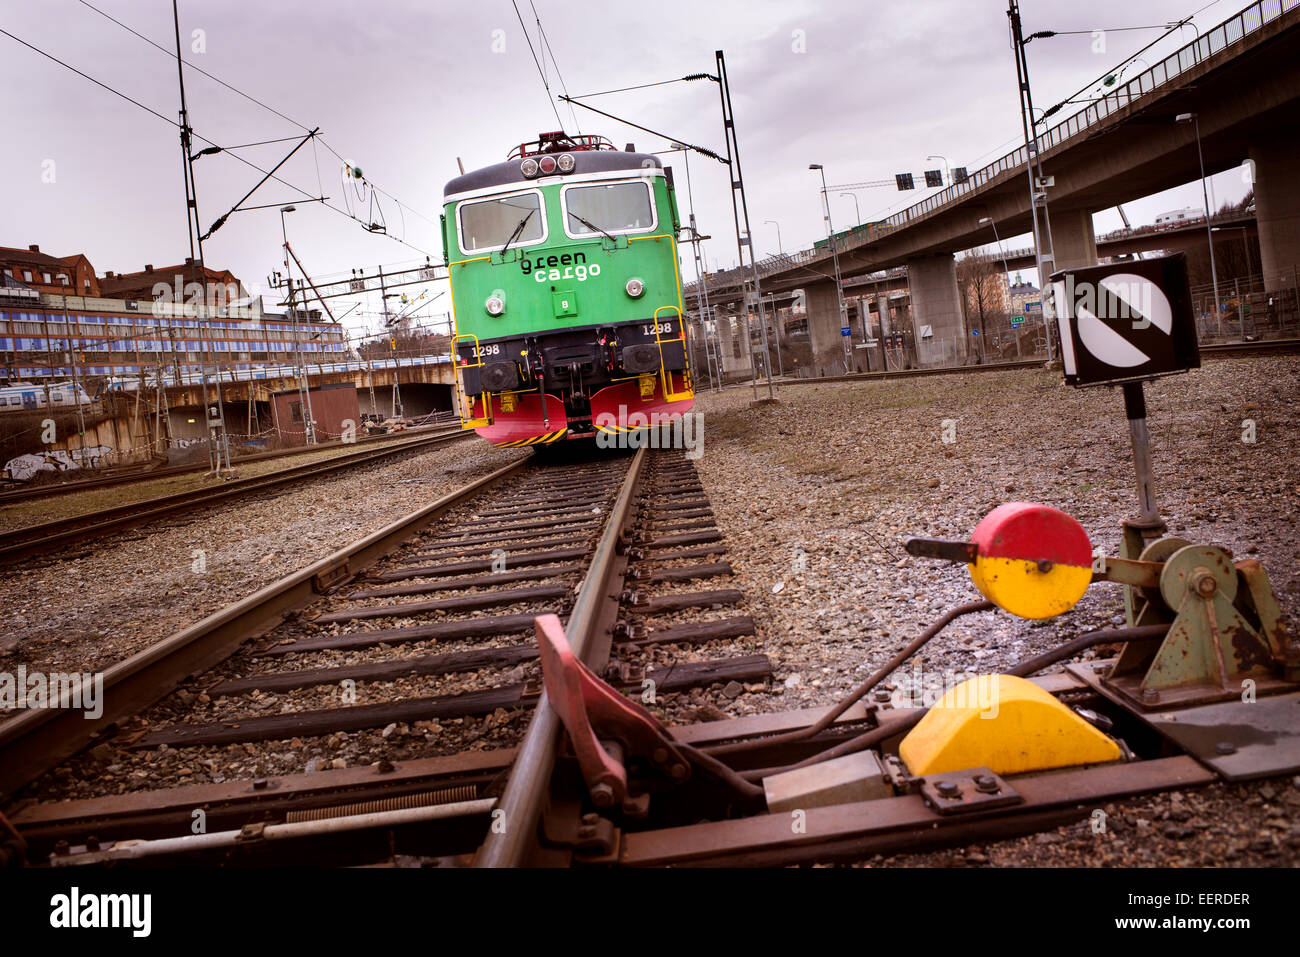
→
(688, 355, 1299, 867)
(0, 438, 524, 676)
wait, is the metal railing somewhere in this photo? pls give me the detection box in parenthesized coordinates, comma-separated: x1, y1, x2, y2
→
(689, 0, 1296, 296)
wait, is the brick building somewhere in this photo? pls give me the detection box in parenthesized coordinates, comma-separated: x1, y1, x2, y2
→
(99, 259, 248, 304)
(0, 244, 101, 297)
(270, 383, 361, 446)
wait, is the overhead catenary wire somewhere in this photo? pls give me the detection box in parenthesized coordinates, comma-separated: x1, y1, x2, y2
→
(570, 74, 713, 99)
(511, 0, 567, 132)
(74, 0, 440, 230)
(530, 0, 581, 134)
(0, 26, 435, 258)
(559, 94, 727, 163)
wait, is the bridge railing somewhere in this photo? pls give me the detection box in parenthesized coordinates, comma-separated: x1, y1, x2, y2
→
(689, 0, 1295, 294)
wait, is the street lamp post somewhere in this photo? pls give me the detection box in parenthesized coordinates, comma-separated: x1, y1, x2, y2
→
(280, 205, 316, 444)
(840, 193, 862, 226)
(764, 219, 783, 255)
(810, 164, 851, 372)
(926, 154, 951, 187)
(1179, 112, 1223, 339)
(1212, 225, 1252, 339)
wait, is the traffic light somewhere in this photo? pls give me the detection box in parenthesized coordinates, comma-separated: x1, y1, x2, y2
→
(924, 169, 944, 188)
(895, 173, 915, 191)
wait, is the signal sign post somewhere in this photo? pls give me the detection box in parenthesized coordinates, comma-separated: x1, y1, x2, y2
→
(1051, 254, 1200, 574)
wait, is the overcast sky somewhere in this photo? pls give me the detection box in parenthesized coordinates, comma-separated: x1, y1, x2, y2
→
(1, 0, 1253, 340)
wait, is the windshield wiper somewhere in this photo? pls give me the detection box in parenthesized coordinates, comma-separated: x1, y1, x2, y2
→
(500, 208, 535, 255)
(570, 213, 616, 244)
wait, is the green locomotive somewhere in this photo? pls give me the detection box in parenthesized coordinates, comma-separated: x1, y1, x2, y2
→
(442, 132, 694, 447)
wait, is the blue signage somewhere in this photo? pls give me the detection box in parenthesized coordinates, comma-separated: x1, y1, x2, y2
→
(840, 326, 851, 337)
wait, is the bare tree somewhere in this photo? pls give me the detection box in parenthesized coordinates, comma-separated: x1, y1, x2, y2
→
(957, 251, 1008, 362)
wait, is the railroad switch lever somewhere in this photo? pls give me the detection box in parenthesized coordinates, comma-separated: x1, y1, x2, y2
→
(905, 503, 1095, 620)
(534, 614, 691, 817)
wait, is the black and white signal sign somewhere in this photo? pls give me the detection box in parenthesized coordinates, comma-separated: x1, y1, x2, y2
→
(1050, 254, 1200, 387)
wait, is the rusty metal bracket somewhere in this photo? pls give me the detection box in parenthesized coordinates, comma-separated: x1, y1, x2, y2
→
(540, 803, 620, 861)
(919, 768, 1022, 815)
(904, 538, 979, 564)
(534, 614, 690, 816)
(312, 561, 351, 592)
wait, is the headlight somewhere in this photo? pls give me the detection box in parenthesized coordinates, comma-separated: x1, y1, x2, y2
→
(557, 153, 575, 172)
(625, 278, 645, 298)
(485, 295, 505, 316)
(520, 158, 539, 177)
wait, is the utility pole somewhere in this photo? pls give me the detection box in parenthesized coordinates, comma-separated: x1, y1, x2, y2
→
(1008, 0, 1057, 361)
(811, 163, 852, 372)
(716, 50, 774, 401)
(279, 206, 315, 444)
(380, 265, 403, 418)
(62, 294, 87, 460)
(295, 280, 317, 441)
(172, 0, 230, 470)
(1177, 112, 1223, 337)
(668, 141, 719, 392)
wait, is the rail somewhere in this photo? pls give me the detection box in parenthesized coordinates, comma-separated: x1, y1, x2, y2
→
(476, 445, 648, 867)
(0, 455, 531, 798)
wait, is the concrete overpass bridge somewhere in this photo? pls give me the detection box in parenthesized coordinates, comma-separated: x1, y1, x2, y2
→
(92, 356, 458, 458)
(690, 0, 1300, 373)
(694, 213, 1260, 309)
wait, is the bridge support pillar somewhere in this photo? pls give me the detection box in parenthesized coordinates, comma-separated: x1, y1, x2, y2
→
(804, 279, 848, 376)
(873, 294, 892, 371)
(875, 294, 892, 336)
(718, 312, 753, 378)
(1250, 127, 1300, 292)
(1050, 208, 1099, 272)
(906, 254, 966, 366)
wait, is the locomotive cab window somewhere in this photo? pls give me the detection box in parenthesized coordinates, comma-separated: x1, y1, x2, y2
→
(562, 181, 656, 238)
(457, 191, 545, 253)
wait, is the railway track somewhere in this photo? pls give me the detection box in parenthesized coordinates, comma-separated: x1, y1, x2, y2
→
(2, 434, 1295, 869)
(0, 428, 471, 566)
(0, 444, 778, 866)
(0, 418, 460, 506)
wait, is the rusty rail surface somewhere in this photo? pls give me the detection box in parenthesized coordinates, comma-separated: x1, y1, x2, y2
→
(0, 455, 529, 798)
(475, 445, 648, 867)
(0, 421, 462, 506)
